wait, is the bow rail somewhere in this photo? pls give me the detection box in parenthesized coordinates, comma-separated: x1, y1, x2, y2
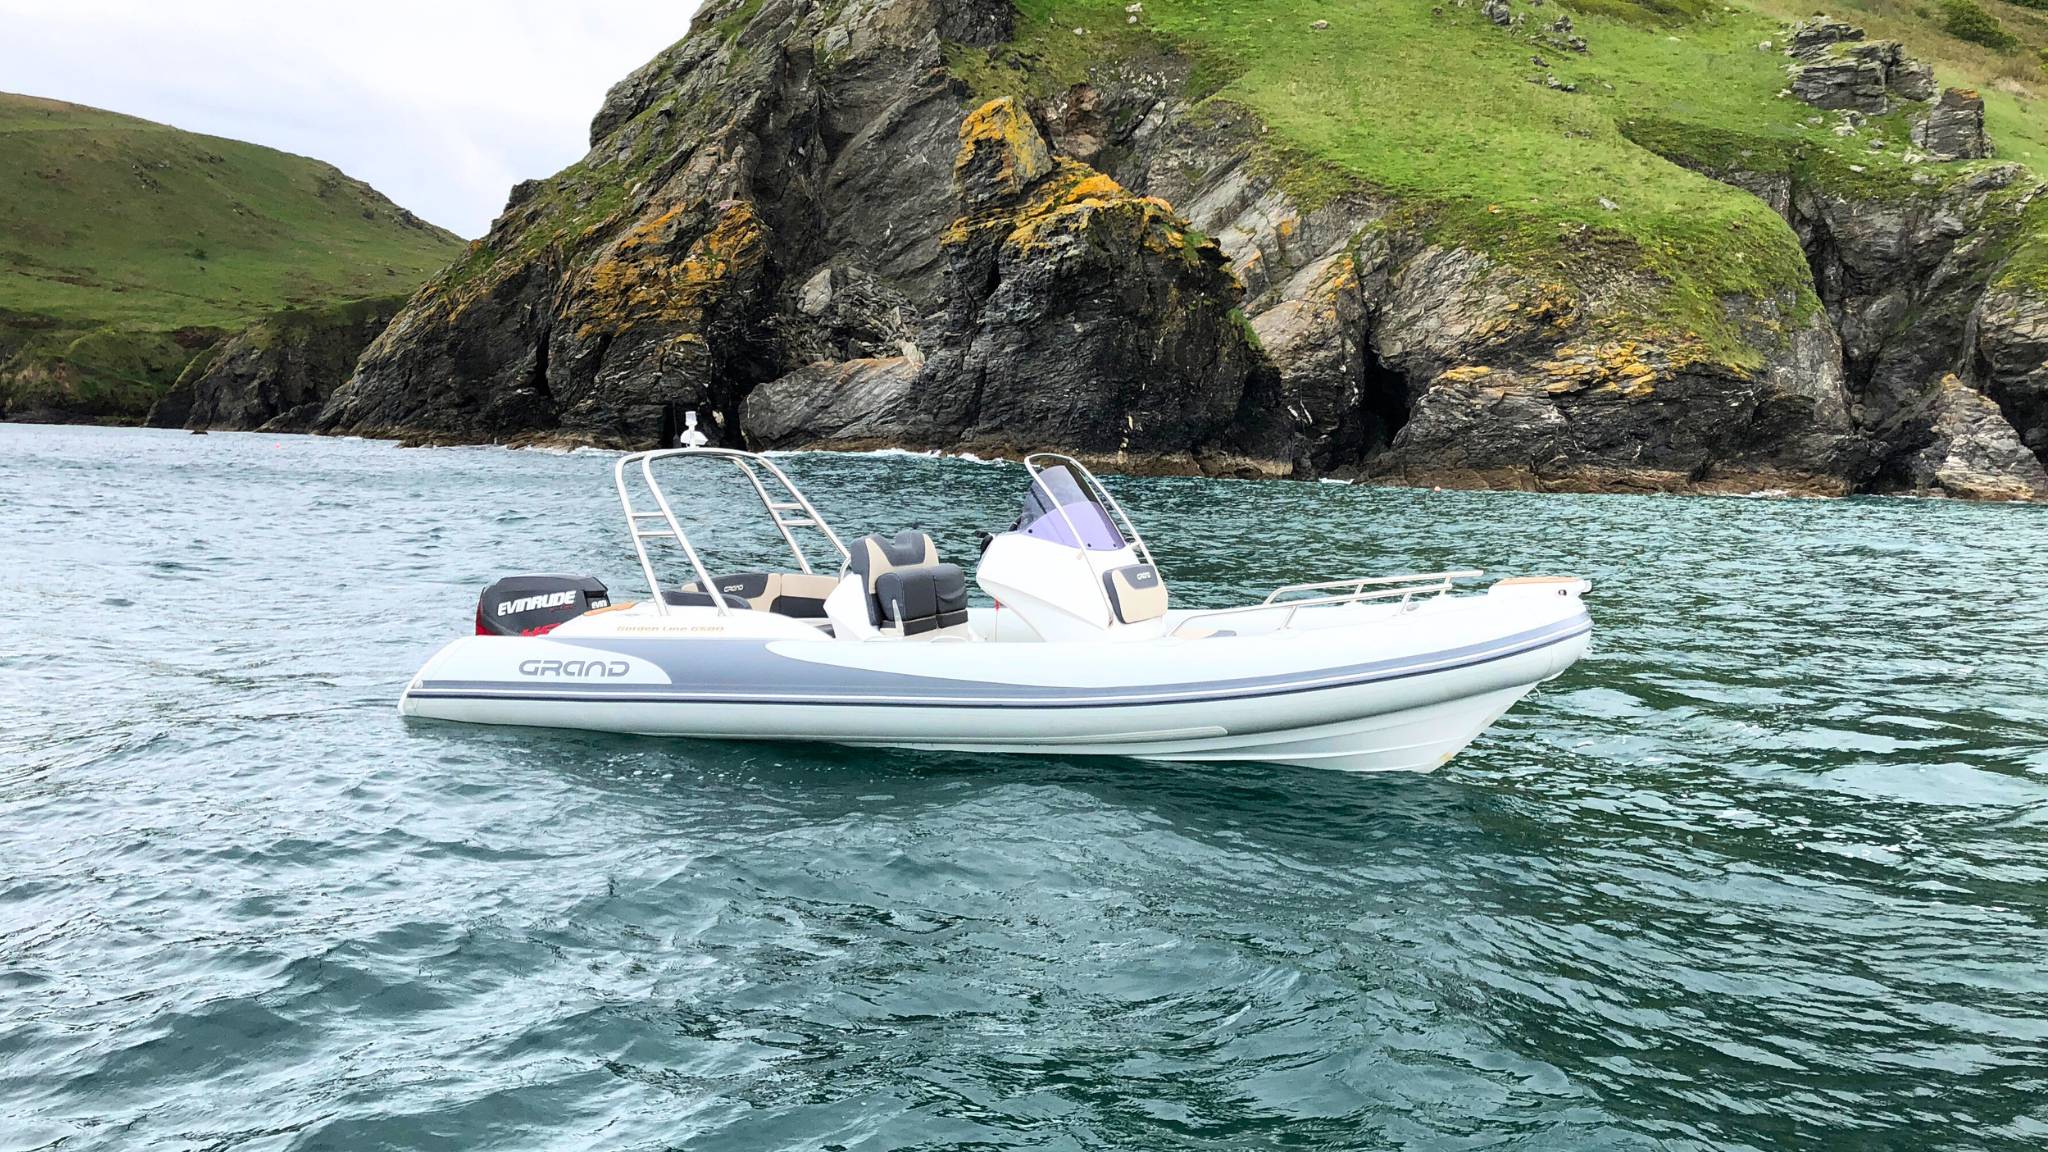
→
(1170, 570, 1484, 637)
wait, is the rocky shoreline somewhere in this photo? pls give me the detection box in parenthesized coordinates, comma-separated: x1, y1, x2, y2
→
(128, 4, 2048, 501)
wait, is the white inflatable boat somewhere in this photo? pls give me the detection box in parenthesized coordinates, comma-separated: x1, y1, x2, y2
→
(401, 442, 1592, 773)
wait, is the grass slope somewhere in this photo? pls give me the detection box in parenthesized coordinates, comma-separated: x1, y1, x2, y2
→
(0, 93, 463, 420)
(961, 0, 2048, 362)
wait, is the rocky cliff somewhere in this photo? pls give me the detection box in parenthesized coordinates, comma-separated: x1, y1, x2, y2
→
(316, 1, 2048, 500)
(146, 296, 408, 432)
(320, 0, 1014, 449)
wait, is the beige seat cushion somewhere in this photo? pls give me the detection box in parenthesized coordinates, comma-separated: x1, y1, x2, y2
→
(774, 572, 840, 604)
(680, 571, 840, 618)
(1102, 564, 1168, 624)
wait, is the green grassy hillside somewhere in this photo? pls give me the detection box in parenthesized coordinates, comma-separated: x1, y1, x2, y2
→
(0, 93, 463, 421)
(959, 0, 2048, 361)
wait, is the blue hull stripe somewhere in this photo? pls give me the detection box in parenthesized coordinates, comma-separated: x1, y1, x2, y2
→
(406, 617, 1591, 711)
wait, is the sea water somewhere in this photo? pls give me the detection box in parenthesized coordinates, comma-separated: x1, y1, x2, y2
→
(2, 424, 2044, 1150)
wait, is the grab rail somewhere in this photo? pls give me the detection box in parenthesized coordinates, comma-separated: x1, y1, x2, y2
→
(1021, 453, 1157, 568)
(1170, 570, 1483, 637)
(1261, 570, 1483, 605)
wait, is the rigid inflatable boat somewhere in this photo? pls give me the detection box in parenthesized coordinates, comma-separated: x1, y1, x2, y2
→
(401, 442, 1592, 773)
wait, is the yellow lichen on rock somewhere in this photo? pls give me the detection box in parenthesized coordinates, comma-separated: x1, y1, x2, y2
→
(1015, 160, 1124, 216)
(980, 161, 1222, 276)
(573, 199, 767, 338)
(1322, 254, 1361, 295)
(954, 97, 1053, 207)
(1066, 172, 1127, 205)
(677, 199, 767, 286)
(956, 158, 1131, 254)
(1526, 281, 1579, 330)
(1668, 340, 1743, 378)
(943, 98, 1223, 277)
(1534, 339, 1668, 399)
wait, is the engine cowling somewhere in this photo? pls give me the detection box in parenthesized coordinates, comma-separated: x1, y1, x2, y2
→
(475, 575, 610, 636)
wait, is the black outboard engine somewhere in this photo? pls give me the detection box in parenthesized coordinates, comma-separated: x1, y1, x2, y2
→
(475, 575, 610, 637)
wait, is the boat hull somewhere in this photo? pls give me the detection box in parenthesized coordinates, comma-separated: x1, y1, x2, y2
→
(400, 599, 1591, 774)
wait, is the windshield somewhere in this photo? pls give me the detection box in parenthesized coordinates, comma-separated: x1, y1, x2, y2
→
(1015, 465, 1128, 551)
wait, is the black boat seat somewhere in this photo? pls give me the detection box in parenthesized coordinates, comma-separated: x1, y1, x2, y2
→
(873, 565, 970, 636)
(847, 531, 969, 636)
(661, 587, 748, 610)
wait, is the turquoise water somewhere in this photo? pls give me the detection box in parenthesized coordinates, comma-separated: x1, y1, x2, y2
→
(2, 423, 2045, 1151)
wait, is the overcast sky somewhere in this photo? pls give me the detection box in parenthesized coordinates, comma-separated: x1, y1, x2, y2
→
(0, 0, 705, 238)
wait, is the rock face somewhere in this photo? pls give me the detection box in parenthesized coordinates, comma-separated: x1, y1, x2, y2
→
(149, 297, 405, 431)
(1786, 15, 1864, 56)
(1355, 254, 1862, 494)
(904, 100, 1276, 467)
(741, 356, 920, 448)
(1782, 19, 1986, 166)
(1645, 128, 2047, 493)
(308, 1, 2047, 500)
(1113, 106, 1863, 491)
(1970, 280, 2048, 460)
(1785, 19, 1937, 113)
(317, 1, 1273, 470)
(1896, 375, 2048, 500)
(746, 98, 1276, 471)
(321, 0, 1019, 447)
(1913, 88, 1991, 161)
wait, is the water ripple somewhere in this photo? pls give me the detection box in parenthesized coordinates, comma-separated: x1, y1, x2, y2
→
(0, 425, 2044, 1150)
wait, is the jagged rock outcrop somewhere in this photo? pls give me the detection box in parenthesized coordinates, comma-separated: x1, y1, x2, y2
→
(320, 0, 1017, 447)
(1248, 252, 1384, 469)
(1080, 93, 1863, 490)
(1970, 278, 2048, 459)
(742, 356, 920, 448)
(1355, 250, 1862, 494)
(748, 97, 1279, 470)
(1783, 18, 1984, 165)
(1637, 80, 2047, 496)
(148, 297, 405, 431)
(1786, 18, 1935, 112)
(903, 100, 1278, 468)
(951, 95, 1053, 208)
(1894, 374, 2048, 499)
(1914, 88, 1991, 161)
(1787, 15, 1863, 57)
(1801, 165, 2026, 431)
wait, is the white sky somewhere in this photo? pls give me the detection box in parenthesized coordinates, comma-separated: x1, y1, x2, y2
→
(0, 0, 705, 238)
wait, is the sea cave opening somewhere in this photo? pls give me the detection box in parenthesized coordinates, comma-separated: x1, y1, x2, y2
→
(1359, 340, 1412, 454)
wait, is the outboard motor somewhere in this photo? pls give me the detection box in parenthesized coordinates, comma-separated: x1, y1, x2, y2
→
(475, 575, 610, 637)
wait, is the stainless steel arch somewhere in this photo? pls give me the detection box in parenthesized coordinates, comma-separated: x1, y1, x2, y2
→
(613, 447, 850, 616)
